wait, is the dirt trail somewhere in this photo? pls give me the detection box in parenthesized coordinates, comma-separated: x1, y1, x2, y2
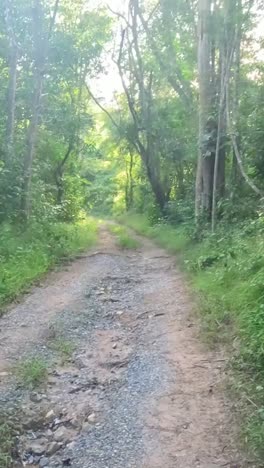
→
(0, 225, 250, 467)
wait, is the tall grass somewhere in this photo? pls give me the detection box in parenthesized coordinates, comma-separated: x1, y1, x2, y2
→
(0, 217, 98, 308)
(118, 213, 189, 253)
(108, 224, 140, 249)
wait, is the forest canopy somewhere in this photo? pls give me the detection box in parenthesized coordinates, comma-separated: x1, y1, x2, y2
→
(0, 0, 263, 227)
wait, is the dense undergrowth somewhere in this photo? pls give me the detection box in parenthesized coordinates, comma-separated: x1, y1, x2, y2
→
(0, 217, 98, 310)
(120, 212, 264, 462)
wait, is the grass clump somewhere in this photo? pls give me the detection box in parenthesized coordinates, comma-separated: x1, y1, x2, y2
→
(0, 421, 13, 468)
(50, 338, 76, 363)
(118, 213, 189, 254)
(16, 357, 48, 388)
(0, 217, 98, 309)
(108, 224, 140, 249)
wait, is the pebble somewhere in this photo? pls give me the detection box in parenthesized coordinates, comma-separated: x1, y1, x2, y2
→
(87, 413, 96, 424)
(53, 426, 72, 443)
(39, 456, 49, 467)
(27, 438, 48, 455)
(46, 441, 61, 455)
(45, 410, 55, 423)
(30, 392, 43, 403)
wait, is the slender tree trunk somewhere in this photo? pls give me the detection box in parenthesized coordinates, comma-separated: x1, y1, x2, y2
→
(20, 68, 43, 217)
(125, 150, 134, 211)
(231, 0, 242, 188)
(4, 0, 18, 163)
(176, 162, 185, 199)
(145, 153, 168, 211)
(6, 45, 17, 162)
(196, 0, 213, 218)
(55, 139, 74, 205)
(212, 48, 226, 231)
(116, 2, 170, 213)
(20, 0, 59, 219)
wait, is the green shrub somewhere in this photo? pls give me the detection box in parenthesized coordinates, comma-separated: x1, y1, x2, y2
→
(0, 421, 13, 468)
(49, 338, 76, 362)
(16, 357, 48, 388)
(0, 217, 98, 308)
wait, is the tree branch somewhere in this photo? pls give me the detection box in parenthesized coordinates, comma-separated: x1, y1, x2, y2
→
(85, 83, 120, 130)
(48, 0, 60, 40)
(226, 84, 263, 197)
(137, 4, 193, 109)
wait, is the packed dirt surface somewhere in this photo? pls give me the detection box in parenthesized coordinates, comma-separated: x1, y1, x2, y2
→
(0, 225, 252, 467)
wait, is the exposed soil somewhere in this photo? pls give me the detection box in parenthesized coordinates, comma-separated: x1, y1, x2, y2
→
(0, 225, 253, 467)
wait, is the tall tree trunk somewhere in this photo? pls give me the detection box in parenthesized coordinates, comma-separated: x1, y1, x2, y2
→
(125, 150, 134, 211)
(116, 2, 171, 213)
(4, 0, 18, 163)
(20, 0, 59, 219)
(55, 139, 74, 205)
(144, 150, 168, 211)
(212, 47, 226, 231)
(20, 68, 43, 217)
(20, 0, 44, 218)
(231, 0, 242, 189)
(196, 0, 213, 219)
(6, 46, 17, 163)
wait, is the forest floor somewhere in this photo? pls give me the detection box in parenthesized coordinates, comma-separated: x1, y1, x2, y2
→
(0, 224, 253, 468)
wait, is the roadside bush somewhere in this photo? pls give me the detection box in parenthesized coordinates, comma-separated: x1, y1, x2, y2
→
(0, 217, 98, 308)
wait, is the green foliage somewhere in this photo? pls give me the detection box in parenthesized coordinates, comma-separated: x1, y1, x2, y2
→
(0, 217, 98, 308)
(50, 338, 76, 362)
(0, 0, 111, 223)
(119, 213, 190, 253)
(0, 420, 13, 468)
(16, 357, 48, 388)
(108, 224, 140, 249)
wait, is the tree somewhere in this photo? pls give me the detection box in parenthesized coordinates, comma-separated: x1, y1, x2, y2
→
(20, 0, 59, 219)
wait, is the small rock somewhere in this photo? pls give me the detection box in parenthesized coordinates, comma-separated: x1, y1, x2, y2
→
(116, 310, 124, 316)
(24, 454, 34, 464)
(45, 429, 53, 438)
(74, 356, 87, 369)
(62, 458, 71, 466)
(81, 421, 90, 430)
(66, 441, 76, 450)
(112, 343, 117, 349)
(45, 410, 55, 423)
(0, 371, 9, 377)
(87, 413, 96, 424)
(30, 392, 43, 403)
(46, 441, 61, 455)
(22, 413, 46, 431)
(39, 456, 49, 467)
(53, 426, 71, 443)
(53, 417, 62, 427)
(28, 438, 49, 455)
